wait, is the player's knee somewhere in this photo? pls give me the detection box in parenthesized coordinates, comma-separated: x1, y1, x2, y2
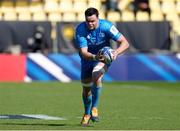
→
(92, 67, 104, 85)
(92, 64, 105, 77)
(82, 82, 93, 88)
(92, 73, 102, 87)
(92, 64, 106, 74)
(82, 82, 92, 97)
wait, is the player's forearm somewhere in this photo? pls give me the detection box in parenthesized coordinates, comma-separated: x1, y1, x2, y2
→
(115, 41, 129, 55)
(79, 48, 96, 61)
(82, 52, 97, 61)
(115, 35, 129, 56)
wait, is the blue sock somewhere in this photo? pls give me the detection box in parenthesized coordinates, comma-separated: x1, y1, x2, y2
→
(91, 85, 102, 108)
(82, 94, 92, 115)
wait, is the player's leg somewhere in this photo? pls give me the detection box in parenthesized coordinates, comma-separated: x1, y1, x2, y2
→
(80, 62, 94, 126)
(81, 79, 92, 126)
(91, 62, 108, 122)
(82, 81, 92, 116)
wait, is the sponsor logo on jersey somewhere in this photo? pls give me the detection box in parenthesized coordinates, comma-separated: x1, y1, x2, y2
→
(110, 25, 119, 36)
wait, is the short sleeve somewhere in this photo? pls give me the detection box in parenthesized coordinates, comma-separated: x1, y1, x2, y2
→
(75, 25, 88, 49)
(109, 25, 122, 41)
(103, 21, 122, 41)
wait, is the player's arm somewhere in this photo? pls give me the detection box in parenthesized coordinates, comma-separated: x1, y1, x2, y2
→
(75, 26, 103, 62)
(115, 35, 130, 55)
(106, 23, 129, 60)
(75, 26, 99, 61)
(113, 35, 129, 60)
(79, 47, 98, 61)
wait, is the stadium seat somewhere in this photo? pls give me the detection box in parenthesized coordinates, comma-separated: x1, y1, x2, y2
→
(4, 11, 17, 21)
(44, 1, 60, 13)
(149, 0, 161, 12)
(107, 11, 121, 22)
(176, 1, 180, 14)
(77, 12, 85, 22)
(136, 11, 149, 21)
(59, 0, 73, 13)
(32, 12, 47, 21)
(48, 12, 62, 22)
(161, 1, 176, 14)
(73, 1, 87, 13)
(15, 0, 29, 13)
(18, 12, 32, 21)
(117, 0, 133, 11)
(160, 0, 176, 2)
(165, 13, 179, 22)
(150, 11, 164, 21)
(29, 1, 44, 13)
(149, 0, 160, 2)
(44, 0, 59, 2)
(88, 0, 101, 10)
(175, 25, 180, 35)
(121, 11, 135, 21)
(171, 19, 180, 34)
(61, 12, 76, 21)
(1, 0, 14, 13)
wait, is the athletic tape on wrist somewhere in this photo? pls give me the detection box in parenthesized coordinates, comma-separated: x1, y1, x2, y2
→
(92, 55, 97, 61)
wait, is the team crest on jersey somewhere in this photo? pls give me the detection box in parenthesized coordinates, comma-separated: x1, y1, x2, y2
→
(99, 32, 105, 37)
(110, 25, 119, 36)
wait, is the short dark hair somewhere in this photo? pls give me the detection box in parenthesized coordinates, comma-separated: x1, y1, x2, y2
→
(85, 7, 99, 17)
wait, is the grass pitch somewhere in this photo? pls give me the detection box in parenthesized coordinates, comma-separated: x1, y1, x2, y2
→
(0, 81, 180, 130)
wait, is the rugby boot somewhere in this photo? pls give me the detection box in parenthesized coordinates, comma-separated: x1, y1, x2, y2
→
(91, 107, 99, 122)
(80, 114, 91, 126)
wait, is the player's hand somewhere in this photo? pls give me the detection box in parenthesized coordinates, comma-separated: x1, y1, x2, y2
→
(96, 52, 106, 63)
(112, 50, 118, 60)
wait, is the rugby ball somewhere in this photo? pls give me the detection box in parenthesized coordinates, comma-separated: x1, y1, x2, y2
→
(98, 46, 114, 64)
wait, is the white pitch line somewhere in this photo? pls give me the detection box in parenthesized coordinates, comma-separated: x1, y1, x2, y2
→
(0, 114, 67, 120)
(22, 114, 67, 120)
(0, 116, 9, 119)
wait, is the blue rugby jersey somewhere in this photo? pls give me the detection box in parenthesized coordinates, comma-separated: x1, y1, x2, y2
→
(75, 19, 122, 62)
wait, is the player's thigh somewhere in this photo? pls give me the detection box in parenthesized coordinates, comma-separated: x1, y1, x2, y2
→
(92, 62, 108, 82)
(81, 62, 94, 95)
(81, 62, 94, 80)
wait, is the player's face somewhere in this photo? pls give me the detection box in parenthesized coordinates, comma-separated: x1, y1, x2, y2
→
(85, 14, 98, 30)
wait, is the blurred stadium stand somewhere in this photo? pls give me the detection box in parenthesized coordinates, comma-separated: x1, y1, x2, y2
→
(0, 21, 52, 53)
(0, 0, 179, 53)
